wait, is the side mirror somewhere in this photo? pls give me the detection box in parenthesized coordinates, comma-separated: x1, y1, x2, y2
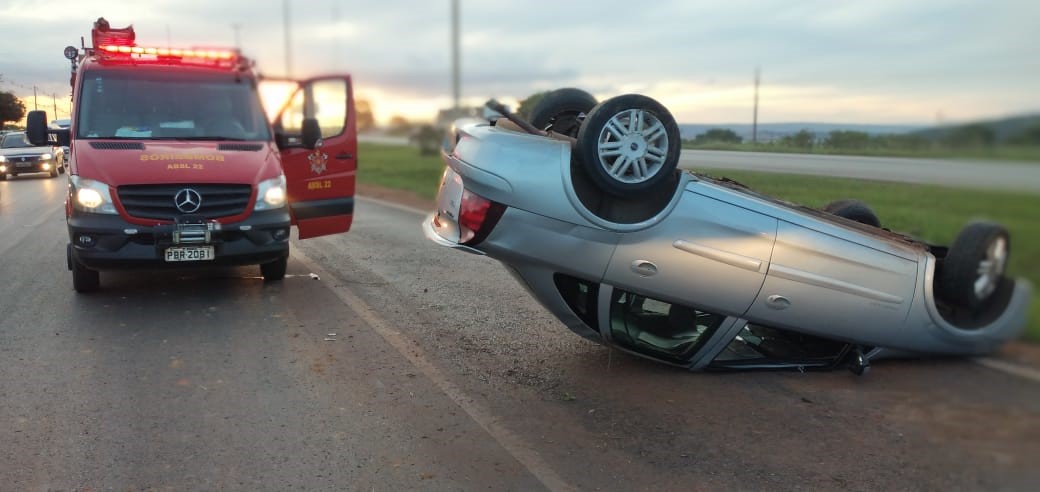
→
(26, 110, 49, 146)
(302, 118, 321, 149)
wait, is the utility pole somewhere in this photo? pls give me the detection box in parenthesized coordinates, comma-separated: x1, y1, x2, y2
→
(33, 85, 38, 110)
(751, 66, 760, 145)
(52, 93, 58, 119)
(451, 0, 461, 110)
(231, 23, 242, 49)
(283, 0, 293, 77)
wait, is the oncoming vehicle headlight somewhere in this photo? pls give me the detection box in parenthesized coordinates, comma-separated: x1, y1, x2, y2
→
(69, 176, 117, 214)
(0, 156, 7, 162)
(254, 175, 287, 211)
(40, 153, 53, 160)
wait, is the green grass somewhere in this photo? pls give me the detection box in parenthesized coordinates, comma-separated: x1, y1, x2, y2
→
(357, 142, 1038, 340)
(358, 142, 445, 200)
(683, 142, 1040, 162)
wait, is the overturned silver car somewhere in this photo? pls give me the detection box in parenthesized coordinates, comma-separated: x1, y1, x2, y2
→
(423, 89, 1031, 373)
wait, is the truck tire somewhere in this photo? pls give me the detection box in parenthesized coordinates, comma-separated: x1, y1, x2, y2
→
(261, 256, 287, 282)
(576, 94, 680, 197)
(528, 88, 597, 138)
(72, 256, 100, 293)
(939, 222, 1009, 311)
(823, 199, 881, 227)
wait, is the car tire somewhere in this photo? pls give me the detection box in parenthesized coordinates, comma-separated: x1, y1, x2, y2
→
(577, 94, 681, 197)
(528, 88, 597, 138)
(823, 199, 882, 227)
(261, 256, 288, 282)
(0, 173, 6, 181)
(939, 222, 1010, 311)
(72, 255, 100, 293)
(49, 167, 59, 178)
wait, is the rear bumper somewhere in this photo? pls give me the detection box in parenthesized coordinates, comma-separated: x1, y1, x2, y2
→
(69, 209, 291, 271)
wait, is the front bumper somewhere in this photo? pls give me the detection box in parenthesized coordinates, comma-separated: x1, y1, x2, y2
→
(69, 209, 291, 271)
(2, 159, 54, 174)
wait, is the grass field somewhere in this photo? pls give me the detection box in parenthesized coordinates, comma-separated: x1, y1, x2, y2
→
(358, 142, 1039, 340)
(682, 142, 1040, 162)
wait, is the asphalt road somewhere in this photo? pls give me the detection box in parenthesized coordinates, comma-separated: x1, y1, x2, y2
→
(2, 174, 1039, 490)
(681, 150, 1040, 193)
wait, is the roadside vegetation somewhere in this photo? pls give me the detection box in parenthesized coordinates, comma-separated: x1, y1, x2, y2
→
(358, 142, 1039, 340)
(684, 124, 1040, 162)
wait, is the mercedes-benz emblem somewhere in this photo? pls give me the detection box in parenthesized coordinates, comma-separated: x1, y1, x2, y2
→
(174, 188, 202, 214)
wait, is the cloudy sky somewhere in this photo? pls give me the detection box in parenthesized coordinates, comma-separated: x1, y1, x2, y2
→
(1, 0, 1036, 125)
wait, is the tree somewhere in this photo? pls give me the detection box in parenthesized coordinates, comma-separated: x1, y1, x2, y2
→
(355, 99, 376, 132)
(386, 115, 412, 136)
(780, 129, 815, 149)
(692, 128, 742, 145)
(412, 125, 443, 155)
(0, 91, 26, 128)
(516, 91, 549, 120)
(945, 124, 995, 148)
(824, 130, 870, 150)
(1008, 122, 1040, 145)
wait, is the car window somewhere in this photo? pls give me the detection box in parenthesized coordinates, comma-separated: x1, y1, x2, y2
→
(609, 289, 725, 364)
(710, 323, 850, 370)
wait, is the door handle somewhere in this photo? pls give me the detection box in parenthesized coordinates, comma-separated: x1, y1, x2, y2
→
(335, 153, 353, 160)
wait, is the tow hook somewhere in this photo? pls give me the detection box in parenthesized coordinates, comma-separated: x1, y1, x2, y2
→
(848, 347, 871, 376)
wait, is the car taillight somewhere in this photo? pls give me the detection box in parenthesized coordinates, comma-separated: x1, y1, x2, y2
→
(458, 189, 505, 245)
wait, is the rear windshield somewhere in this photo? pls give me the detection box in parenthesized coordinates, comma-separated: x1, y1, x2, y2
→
(77, 68, 271, 141)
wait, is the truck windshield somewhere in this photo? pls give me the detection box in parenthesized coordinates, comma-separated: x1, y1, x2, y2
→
(76, 68, 271, 141)
(1, 133, 33, 148)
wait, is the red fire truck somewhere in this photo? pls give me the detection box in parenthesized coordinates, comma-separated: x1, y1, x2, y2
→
(26, 18, 357, 292)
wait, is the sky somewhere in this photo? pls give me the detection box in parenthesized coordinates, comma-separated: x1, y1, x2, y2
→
(0, 0, 1037, 126)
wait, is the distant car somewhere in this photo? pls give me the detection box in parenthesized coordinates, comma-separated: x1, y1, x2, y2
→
(423, 89, 1031, 373)
(0, 131, 66, 179)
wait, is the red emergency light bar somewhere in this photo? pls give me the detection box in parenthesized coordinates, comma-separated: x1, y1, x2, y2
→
(97, 44, 241, 68)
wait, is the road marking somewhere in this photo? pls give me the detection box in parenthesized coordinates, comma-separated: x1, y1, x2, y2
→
(291, 246, 573, 492)
(974, 357, 1040, 384)
(357, 195, 426, 217)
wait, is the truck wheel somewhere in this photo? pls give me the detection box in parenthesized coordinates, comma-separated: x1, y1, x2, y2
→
(823, 199, 881, 227)
(939, 222, 1009, 310)
(72, 256, 100, 293)
(261, 257, 287, 282)
(528, 88, 597, 138)
(576, 94, 681, 197)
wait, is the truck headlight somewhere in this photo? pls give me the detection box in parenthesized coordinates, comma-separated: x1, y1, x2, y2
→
(40, 153, 53, 160)
(254, 175, 287, 211)
(70, 176, 118, 214)
(0, 156, 7, 162)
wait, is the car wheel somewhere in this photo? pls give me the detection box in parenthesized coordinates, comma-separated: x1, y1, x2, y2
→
(261, 256, 288, 282)
(528, 88, 597, 138)
(72, 255, 100, 293)
(823, 199, 881, 227)
(577, 94, 681, 197)
(939, 222, 1009, 310)
(0, 173, 6, 181)
(49, 167, 59, 178)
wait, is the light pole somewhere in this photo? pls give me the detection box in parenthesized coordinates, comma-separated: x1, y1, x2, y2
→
(752, 66, 760, 145)
(451, 0, 460, 111)
(283, 0, 293, 77)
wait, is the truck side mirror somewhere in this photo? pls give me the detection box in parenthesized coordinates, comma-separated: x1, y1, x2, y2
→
(26, 110, 49, 146)
(302, 118, 321, 150)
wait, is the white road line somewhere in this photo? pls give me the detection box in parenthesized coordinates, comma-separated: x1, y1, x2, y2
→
(974, 357, 1040, 384)
(357, 195, 426, 217)
(291, 246, 573, 492)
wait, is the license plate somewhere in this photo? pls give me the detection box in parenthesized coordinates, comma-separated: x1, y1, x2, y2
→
(164, 246, 215, 262)
(15, 162, 33, 168)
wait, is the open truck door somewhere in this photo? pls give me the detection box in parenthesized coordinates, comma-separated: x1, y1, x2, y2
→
(268, 76, 357, 239)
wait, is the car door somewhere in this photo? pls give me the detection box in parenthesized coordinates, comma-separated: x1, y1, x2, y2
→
(272, 76, 357, 239)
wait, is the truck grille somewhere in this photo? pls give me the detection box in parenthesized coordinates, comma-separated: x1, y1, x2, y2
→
(116, 184, 253, 220)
